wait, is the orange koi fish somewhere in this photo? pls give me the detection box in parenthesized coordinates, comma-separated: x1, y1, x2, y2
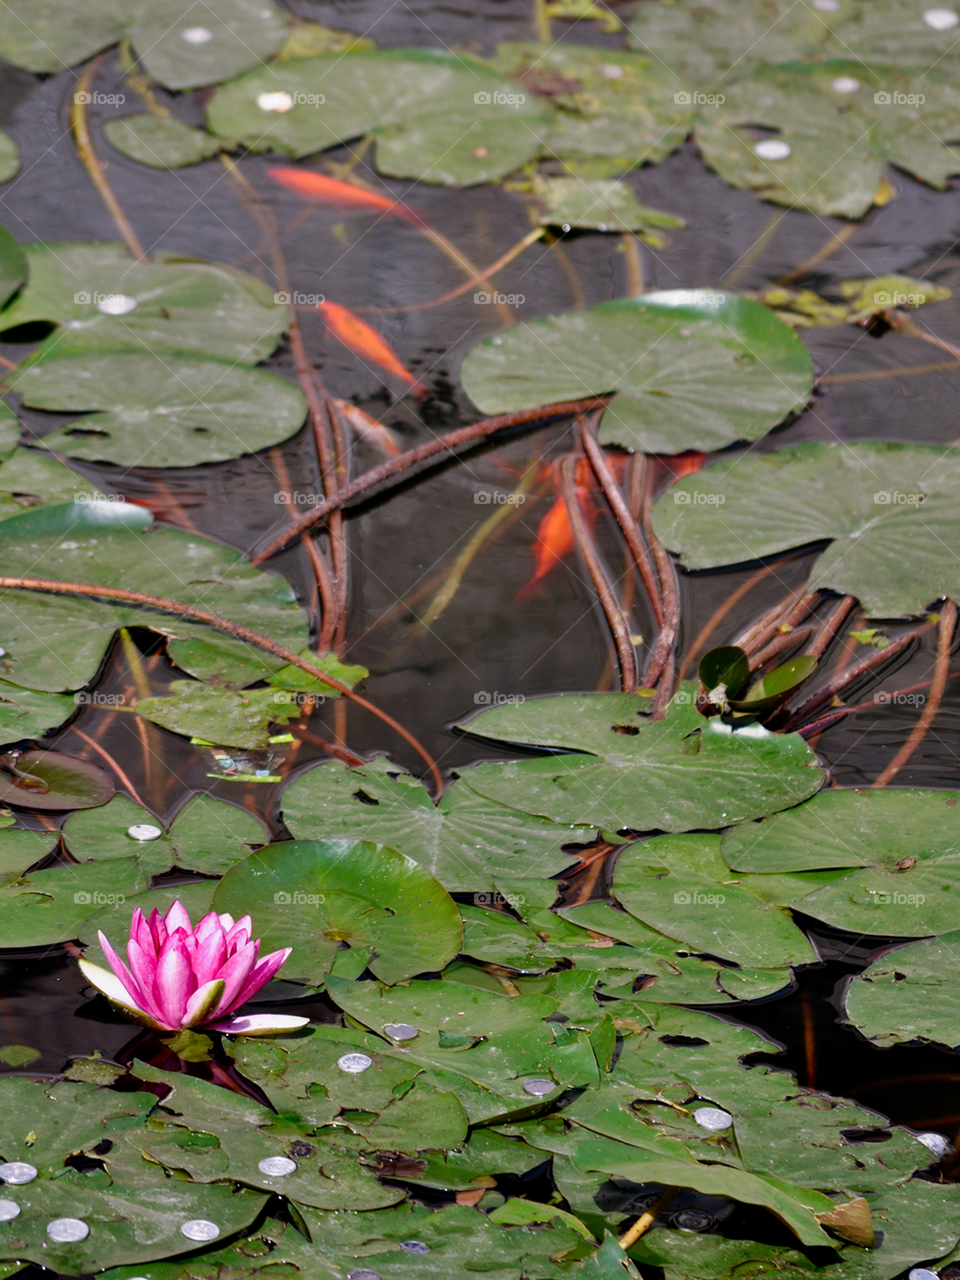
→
(518, 458, 598, 600)
(319, 302, 428, 398)
(267, 168, 429, 229)
(333, 398, 402, 458)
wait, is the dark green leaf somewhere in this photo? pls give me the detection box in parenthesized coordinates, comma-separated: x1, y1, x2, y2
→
(0, 827, 60, 878)
(457, 689, 823, 832)
(460, 292, 813, 455)
(0, 226, 24, 309)
(0, 241, 287, 364)
(0, 680, 76, 747)
(281, 756, 586, 892)
(212, 839, 463, 985)
(698, 647, 749, 699)
(0, 132, 18, 185)
(0, 0, 126, 73)
(11, 352, 307, 467)
(0, 523, 309, 693)
(0, 855, 146, 946)
(845, 929, 960, 1048)
(730, 655, 818, 713)
(654, 441, 960, 617)
(536, 177, 685, 236)
(0, 749, 113, 810)
(136, 681, 303, 750)
(207, 50, 550, 185)
(104, 116, 222, 168)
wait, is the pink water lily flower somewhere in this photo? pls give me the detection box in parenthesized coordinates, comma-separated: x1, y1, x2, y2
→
(79, 901, 308, 1037)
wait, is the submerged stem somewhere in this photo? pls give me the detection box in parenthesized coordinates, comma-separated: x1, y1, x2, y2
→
(871, 600, 957, 787)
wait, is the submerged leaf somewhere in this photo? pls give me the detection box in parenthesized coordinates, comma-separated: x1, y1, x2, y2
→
(136, 681, 303, 750)
(0, 132, 18, 185)
(461, 292, 813, 455)
(536, 177, 685, 237)
(0, 225, 25, 309)
(0, 749, 113, 810)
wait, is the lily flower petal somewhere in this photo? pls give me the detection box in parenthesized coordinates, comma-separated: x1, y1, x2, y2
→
(208, 1014, 309, 1036)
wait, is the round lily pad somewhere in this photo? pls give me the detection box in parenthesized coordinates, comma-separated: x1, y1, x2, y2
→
(460, 292, 813, 455)
(0, 749, 113, 810)
(211, 839, 463, 986)
(104, 116, 222, 169)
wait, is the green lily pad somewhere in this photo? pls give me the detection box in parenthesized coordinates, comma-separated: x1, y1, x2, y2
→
(0, 826, 60, 878)
(0, 749, 113, 810)
(0, 0, 126, 73)
(131, 1063, 420, 1207)
(0, 447, 112, 522)
(457, 689, 823, 833)
(64, 791, 269, 877)
(536, 177, 685, 238)
(0, 241, 287, 364)
(632, 1179, 960, 1280)
(212, 839, 463, 986)
(845, 930, 960, 1048)
(0, 1076, 152, 1172)
(0, 1139, 268, 1273)
(415, 1127, 547, 1190)
(460, 292, 813, 455)
(104, 116, 223, 169)
(136, 681, 304, 750)
(207, 49, 550, 186)
(0, 522, 309, 693)
(0, 855, 146, 946)
(127, 0, 287, 91)
(695, 62, 960, 219)
(627, 0, 842, 84)
(574, 1136, 832, 1246)
(722, 788, 960, 873)
(653, 441, 960, 617)
(612, 834, 816, 969)
(0, 133, 17, 185)
(491, 42, 692, 171)
(10, 352, 307, 467)
(0, 679, 77, 747)
(0, 227, 24, 311)
(0, 0, 286, 87)
(280, 756, 587, 892)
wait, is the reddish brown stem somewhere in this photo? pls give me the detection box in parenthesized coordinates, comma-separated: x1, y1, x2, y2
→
(292, 727, 364, 767)
(0, 576, 444, 798)
(797, 666, 960, 738)
(559, 453, 638, 693)
(808, 595, 856, 660)
(69, 726, 149, 809)
(781, 620, 936, 733)
(579, 420, 662, 629)
(251, 399, 611, 564)
(739, 590, 820, 658)
(749, 625, 816, 673)
(871, 600, 957, 787)
(641, 464, 679, 698)
(304, 534, 338, 654)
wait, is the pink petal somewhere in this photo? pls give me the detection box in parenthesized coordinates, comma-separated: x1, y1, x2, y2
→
(208, 1014, 309, 1036)
(131, 908, 154, 955)
(214, 939, 258, 1012)
(125, 940, 167, 1023)
(223, 947, 291, 1014)
(195, 912, 224, 942)
(218, 913, 235, 931)
(148, 908, 167, 949)
(152, 945, 194, 1029)
(164, 900, 193, 935)
(224, 916, 252, 952)
(98, 931, 142, 1005)
(194, 927, 227, 985)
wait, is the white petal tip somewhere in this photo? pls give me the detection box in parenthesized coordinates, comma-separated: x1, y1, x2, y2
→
(208, 1014, 310, 1037)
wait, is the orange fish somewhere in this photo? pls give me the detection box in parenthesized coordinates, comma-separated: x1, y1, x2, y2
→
(518, 458, 598, 599)
(319, 302, 428, 398)
(267, 167, 429, 229)
(333, 398, 402, 458)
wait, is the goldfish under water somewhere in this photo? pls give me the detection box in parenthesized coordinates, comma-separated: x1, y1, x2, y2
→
(267, 167, 429, 228)
(318, 302, 428, 399)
